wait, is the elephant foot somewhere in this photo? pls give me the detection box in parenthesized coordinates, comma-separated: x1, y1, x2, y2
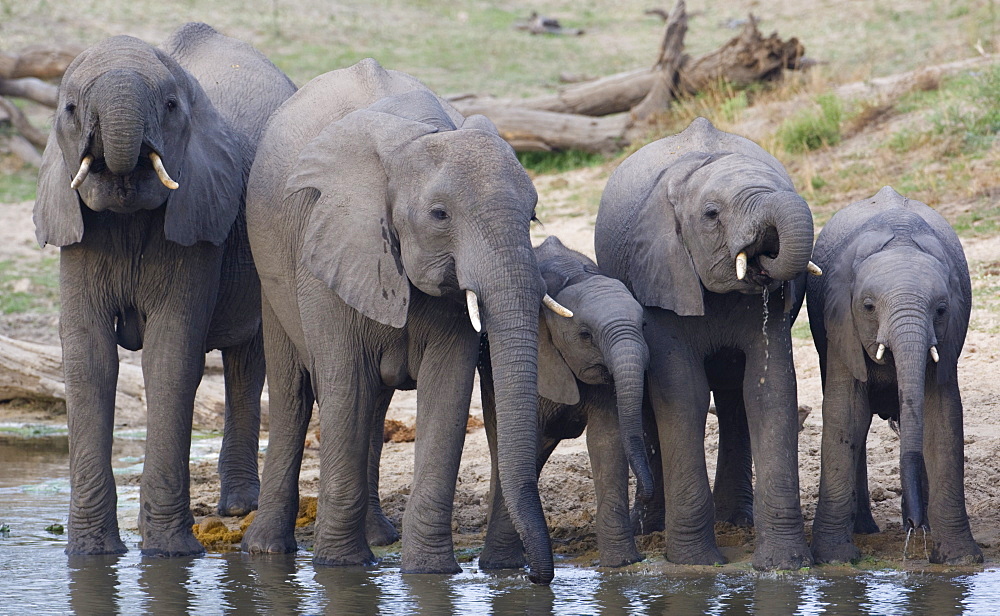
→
(65, 529, 128, 556)
(630, 502, 665, 536)
(217, 484, 260, 517)
(365, 509, 400, 546)
(478, 544, 527, 571)
(666, 539, 726, 566)
(753, 539, 813, 571)
(401, 551, 462, 575)
(931, 538, 984, 565)
(598, 543, 644, 568)
(314, 545, 378, 567)
(853, 512, 880, 535)
(241, 516, 298, 554)
(716, 505, 754, 528)
(139, 526, 206, 558)
(811, 536, 860, 565)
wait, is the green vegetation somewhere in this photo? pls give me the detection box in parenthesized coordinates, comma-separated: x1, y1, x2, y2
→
(0, 256, 60, 315)
(776, 94, 843, 153)
(517, 150, 607, 175)
(0, 164, 37, 203)
(44, 523, 64, 534)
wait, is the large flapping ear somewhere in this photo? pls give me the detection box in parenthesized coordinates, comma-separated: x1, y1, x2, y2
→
(822, 229, 893, 382)
(613, 152, 727, 316)
(912, 231, 968, 385)
(537, 309, 581, 405)
(365, 90, 458, 131)
(34, 132, 84, 247)
(163, 65, 247, 246)
(284, 109, 439, 328)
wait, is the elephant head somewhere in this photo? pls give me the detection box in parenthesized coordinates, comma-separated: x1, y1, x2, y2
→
(35, 35, 244, 247)
(280, 83, 555, 582)
(821, 187, 969, 531)
(533, 236, 653, 501)
(596, 117, 817, 315)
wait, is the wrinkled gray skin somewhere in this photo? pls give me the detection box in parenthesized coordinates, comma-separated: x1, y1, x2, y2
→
(33, 23, 295, 557)
(595, 117, 814, 570)
(241, 59, 554, 584)
(476, 236, 650, 569)
(807, 186, 982, 565)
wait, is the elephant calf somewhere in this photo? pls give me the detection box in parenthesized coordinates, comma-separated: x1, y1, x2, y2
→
(33, 23, 295, 557)
(807, 186, 982, 565)
(478, 236, 651, 569)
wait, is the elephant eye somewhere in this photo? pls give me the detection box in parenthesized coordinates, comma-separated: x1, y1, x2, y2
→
(579, 328, 592, 342)
(704, 203, 720, 220)
(862, 298, 876, 313)
(936, 304, 947, 318)
(430, 206, 449, 221)
(166, 98, 178, 112)
(64, 102, 77, 114)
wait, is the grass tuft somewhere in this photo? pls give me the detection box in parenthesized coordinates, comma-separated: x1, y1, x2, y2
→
(776, 93, 843, 153)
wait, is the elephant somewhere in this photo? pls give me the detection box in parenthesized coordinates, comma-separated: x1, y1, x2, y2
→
(807, 186, 982, 565)
(595, 116, 818, 570)
(240, 58, 571, 584)
(33, 23, 296, 557)
(476, 235, 651, 569)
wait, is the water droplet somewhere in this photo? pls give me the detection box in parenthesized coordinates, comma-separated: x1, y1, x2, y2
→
(761, 287, 770, 374)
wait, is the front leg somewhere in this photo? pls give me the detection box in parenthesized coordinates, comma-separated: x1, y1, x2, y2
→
(401, 323, 479, 575)
(810, 356, 870, 564)
(712, 387, 754, 527)
(742, 312, 811, 570)
(138, 312, 211, 557)
(586, 392, 642, 567)
(366, 389, 400, 546)
(217, 326, 265, 516)
(630, 406, 665, 536)
(924, 381, 982, 564)
(61, 280, 125, 555)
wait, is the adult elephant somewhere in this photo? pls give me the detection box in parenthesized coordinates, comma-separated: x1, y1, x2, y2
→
(478, 236, 651, 569)
(807, 186, 982, 565)
(33, 23, 296, 556)
(240, 58, 566, 584)
(595, 117, 818, 570)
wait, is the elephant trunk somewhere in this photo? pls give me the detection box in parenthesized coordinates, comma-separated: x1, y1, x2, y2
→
(603, 325, 653, 502)
(887, 311, 930, 531)
(757, 191, 815, 282)
(93, 70, 149, 175)
(479, 249, 553, 585)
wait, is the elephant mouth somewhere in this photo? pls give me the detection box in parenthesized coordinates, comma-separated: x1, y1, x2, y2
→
(579, 364, 611, 385)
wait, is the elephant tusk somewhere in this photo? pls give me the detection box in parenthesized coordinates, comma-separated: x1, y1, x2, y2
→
(69, 155, 93, 190)
(542, 294, 574, 318)
(876, 343, 886, 361)
(149, 152, 179, 190)
(807, 261, 823, 276)
(466, 289, 482, 333)
(930, 346, 939, 363)
(735, 251, 748, 281)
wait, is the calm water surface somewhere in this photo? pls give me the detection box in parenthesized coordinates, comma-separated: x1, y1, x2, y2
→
(2, 431, 999, 615)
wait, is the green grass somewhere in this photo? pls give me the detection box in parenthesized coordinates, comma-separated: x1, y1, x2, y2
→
(0, 256, 60, 314)
(517, 150, 607, 175)
(0, 164, 37, 203)
(776, 93, 843, 153)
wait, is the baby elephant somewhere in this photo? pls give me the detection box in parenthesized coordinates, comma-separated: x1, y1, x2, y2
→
(479, 236, 651, 569)
(807, 186, 982, 565)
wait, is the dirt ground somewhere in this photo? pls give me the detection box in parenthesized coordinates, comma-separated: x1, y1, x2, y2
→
(1, 176, 998, 574)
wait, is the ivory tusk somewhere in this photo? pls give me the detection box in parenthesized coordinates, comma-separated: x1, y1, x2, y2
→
(876, 343, 886, 361)
(149, 152, 179, 190)
(930, 346, 939, 363)
(735, 251, 747, 281)
(69, 155, 93, 190)
(542, 293, 574, 318)
(807, 261, 823, 276)
(466, 289, 482, 333)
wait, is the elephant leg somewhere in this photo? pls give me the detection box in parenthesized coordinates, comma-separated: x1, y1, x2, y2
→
(62, 302, 125, 555)
(217, 326, 265, 516)
(630, 404, 665, 536)
(479, 364, 527, 571)
(811, 358, 869, 564)
(712, 388, 754, 527)
(400, 331, 479, 574)
(366, 389, 400, 546)
(742, 316, 811, 571)
(647, 342, 723, 566)
(138, 313, 211, 557)
(924, 383, 982, 564)
(242, 296, 313, 555)
(587, 403, 642, 567)
(852, 414, 880, 535)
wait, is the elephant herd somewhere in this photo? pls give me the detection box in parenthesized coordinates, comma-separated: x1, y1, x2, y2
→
(33, 23, 983, 585)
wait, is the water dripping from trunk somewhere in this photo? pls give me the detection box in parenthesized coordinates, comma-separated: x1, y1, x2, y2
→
(760, 286, 770, 383)
(903, 527, 913, 564)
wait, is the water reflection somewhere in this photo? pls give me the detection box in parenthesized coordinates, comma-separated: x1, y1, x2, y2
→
(4, 434, 1000, 615)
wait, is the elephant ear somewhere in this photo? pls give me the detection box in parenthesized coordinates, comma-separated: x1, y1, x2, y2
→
(163, 73, 246, 246)
(461, 114, 501, 136)
(537, 310, 581, 405)
(616, 152, 724, 316)
(823, 229, 894, 382)
(283, 109, 439, 328)
(912, 231, 967, 384)
(34, 131, 84, 247)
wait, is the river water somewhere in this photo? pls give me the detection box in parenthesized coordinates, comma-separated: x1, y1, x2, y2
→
(2, 430, 999, 615)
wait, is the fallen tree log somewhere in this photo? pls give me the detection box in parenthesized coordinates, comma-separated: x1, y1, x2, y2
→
(0, 335, 261, 431)
(0, 96, 47, 148)
(0, 77, 59, 107)
(454, 101, 630, 153)
(0, 44, 82, 80)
